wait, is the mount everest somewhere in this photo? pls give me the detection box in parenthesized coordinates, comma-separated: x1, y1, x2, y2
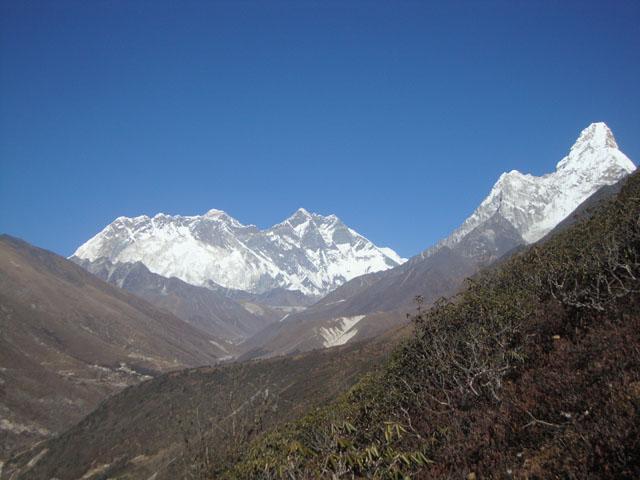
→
(72, 208, 406, 297)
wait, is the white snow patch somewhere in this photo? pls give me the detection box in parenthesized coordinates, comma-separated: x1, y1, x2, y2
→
(26, 448, 48, 468)
(0, 419, 49, 436)
(319, 315, 366, 347)
(209, 339, 229, 354)
(242, 302, 265, 315)
(80, 463, 111, 479)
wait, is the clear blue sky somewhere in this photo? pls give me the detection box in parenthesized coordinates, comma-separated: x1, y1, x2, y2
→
(1, 0, 639, 258)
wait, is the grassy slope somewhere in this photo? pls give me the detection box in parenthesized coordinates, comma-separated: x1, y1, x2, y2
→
(222, 172, 640, 479)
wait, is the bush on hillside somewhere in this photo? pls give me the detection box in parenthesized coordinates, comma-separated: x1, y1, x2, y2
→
(219, 173, 640, 479)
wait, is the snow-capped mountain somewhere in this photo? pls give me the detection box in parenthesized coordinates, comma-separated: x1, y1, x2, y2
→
(432, 122, 635, 253)
(244, 122, 637, 359)
(73, 208, 406, 297)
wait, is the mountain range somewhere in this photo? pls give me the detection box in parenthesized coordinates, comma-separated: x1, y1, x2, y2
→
(72, 208, 405, 298)
(2, 122, 637, 479)
(69, 122, 636, 357)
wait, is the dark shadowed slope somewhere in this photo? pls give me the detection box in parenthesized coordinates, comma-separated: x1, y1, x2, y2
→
(71, 257, 271, 343)
(0, 235, 225, 459)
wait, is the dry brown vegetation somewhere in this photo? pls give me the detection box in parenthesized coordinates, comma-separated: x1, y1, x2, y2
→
(220, 172, 640, 479)
(2, 329, 404, 479)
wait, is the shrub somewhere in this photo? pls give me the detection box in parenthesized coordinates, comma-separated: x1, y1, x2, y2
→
(220, 172, 640, 479)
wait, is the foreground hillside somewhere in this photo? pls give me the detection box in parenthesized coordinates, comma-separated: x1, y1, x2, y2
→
(2, 328, 407, 479)
(220, 171, 640, 478)
(0, 236, 225, 459)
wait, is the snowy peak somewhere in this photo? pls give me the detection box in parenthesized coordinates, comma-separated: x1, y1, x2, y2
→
(289, 207, 312, 219)
(281, 208, 321, 236)
(274, 209, 357, 247)
(204, 208, 233, 220)
(282, 208, 336, 228)
(568, 122, 618, 154)
(557, 122, 633, 174)
(202, 209, 248, 227)
(434, 122, 635, 250)
(73, 209, 405, 297)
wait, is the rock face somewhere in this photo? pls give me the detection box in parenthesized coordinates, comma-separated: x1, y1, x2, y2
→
(73, 208, 405, 297)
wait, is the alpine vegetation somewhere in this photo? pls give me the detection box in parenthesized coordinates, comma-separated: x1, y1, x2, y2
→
(217, 170, 640, 479)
